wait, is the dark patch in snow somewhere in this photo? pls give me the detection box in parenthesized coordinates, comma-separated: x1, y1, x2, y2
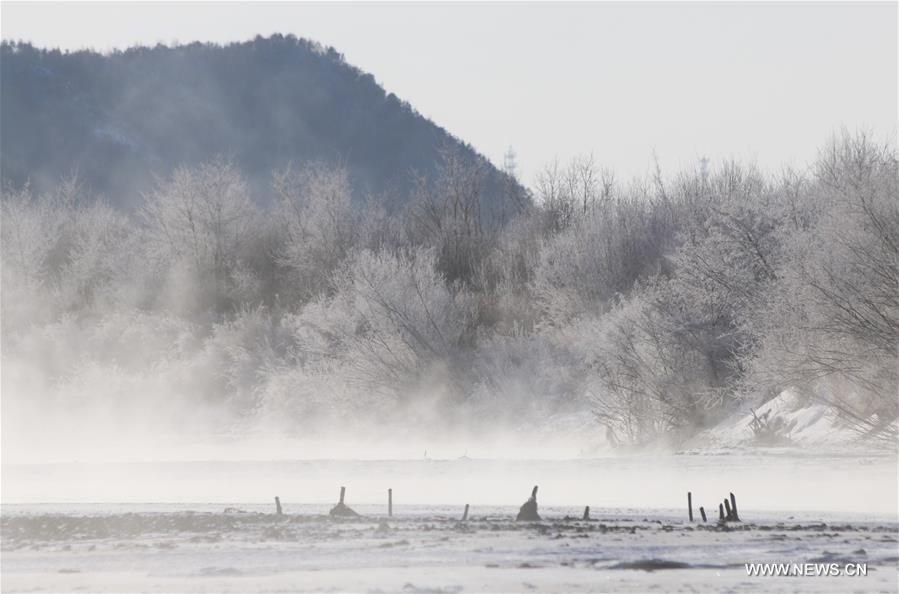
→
(609, 559, 692, 571)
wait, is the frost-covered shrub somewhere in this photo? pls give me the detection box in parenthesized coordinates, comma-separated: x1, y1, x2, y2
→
(565, 280, 733, 446)
(748, 408, 796, 446)
(192, 307, 291, 414)
(565, 301, 675, 446)
(285, 247, 475, 400)
(466, 330, 583, 421)
(532, 192, 677, 327)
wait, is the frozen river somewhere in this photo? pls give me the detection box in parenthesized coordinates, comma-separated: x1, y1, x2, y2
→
(2, 453, 897, 592)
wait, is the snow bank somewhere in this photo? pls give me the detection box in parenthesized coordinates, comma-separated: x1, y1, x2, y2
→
(694, 389, 882, 450)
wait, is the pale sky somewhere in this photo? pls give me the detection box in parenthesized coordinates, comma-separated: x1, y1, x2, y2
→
(2, 1, 896, 185)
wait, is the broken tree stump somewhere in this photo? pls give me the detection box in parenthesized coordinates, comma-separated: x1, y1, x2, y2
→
(729, 492, 740, 521)
(718, 503, 725, 521)
(275, 496, 283, 516)
(516, 485, 541, 521)
(329, 486, 359, 517)
(583, 506, 590, 520)
(388, 488, 393, 517)
(724, 498, 734, 521)
(461, 504, 469, 521)
(687, 492, 693, 522)
(699, 506, 707, 523)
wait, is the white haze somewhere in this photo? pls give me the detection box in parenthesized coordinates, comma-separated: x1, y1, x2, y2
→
(4, 456, 897, 515)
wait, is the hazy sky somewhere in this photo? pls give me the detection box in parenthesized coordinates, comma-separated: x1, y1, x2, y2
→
(2, 1, 896, 184)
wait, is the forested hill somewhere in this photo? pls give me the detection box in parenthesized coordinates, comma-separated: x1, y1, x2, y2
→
(0, 35, 516, 209)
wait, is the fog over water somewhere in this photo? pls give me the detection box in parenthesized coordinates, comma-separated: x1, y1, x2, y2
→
(1, 10, 897, 592)
(4, 455, 897, 516)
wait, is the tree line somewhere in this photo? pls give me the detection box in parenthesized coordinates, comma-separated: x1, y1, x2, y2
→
(2, 131, 895, 446)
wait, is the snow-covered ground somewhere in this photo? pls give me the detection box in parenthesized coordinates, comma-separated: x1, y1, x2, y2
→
(693, 389, 898, 450)
(2, 452, 897, 593)
(2, 503, 897, 593)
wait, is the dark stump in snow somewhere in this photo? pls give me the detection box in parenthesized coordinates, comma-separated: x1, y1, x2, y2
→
(328, 502, 359, 517)
(516, 485, 541, 521)
(329, 486, 359, 517)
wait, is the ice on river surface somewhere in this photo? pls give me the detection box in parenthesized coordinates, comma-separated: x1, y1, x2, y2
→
(2, 454, 897, 592)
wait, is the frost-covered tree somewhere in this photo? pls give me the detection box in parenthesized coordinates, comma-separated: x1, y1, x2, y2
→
(58, 199, 137, 311)
(273, 162, 358, 301)
(1, 177, 139, 325)
(1, 183, 64, 286)
(533, 191, 675, 325)
(141, 159, 257, 313)
(1, 182, 68, 329)
(745, 132, 898, 433)
(288, 247, 475, 399)
(407, 146, 493, 286)
(534, 158, 575, 232)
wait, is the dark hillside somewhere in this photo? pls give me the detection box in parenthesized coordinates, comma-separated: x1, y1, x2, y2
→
(1, 35, 517, 210)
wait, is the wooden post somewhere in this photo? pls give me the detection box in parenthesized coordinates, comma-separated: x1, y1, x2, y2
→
(583, 506, 590, 520)
(339, 486, 346, 505)
(724, 498, 733, 520)
(388, 488, 393, 517)
(461, 504, 469, 521)
(729, 492, 739, 521)
(699, 506, 707, 522)
(718, 503, 725, 521)
(275, 496, 283, 515)
(687, 492, 693, 522)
